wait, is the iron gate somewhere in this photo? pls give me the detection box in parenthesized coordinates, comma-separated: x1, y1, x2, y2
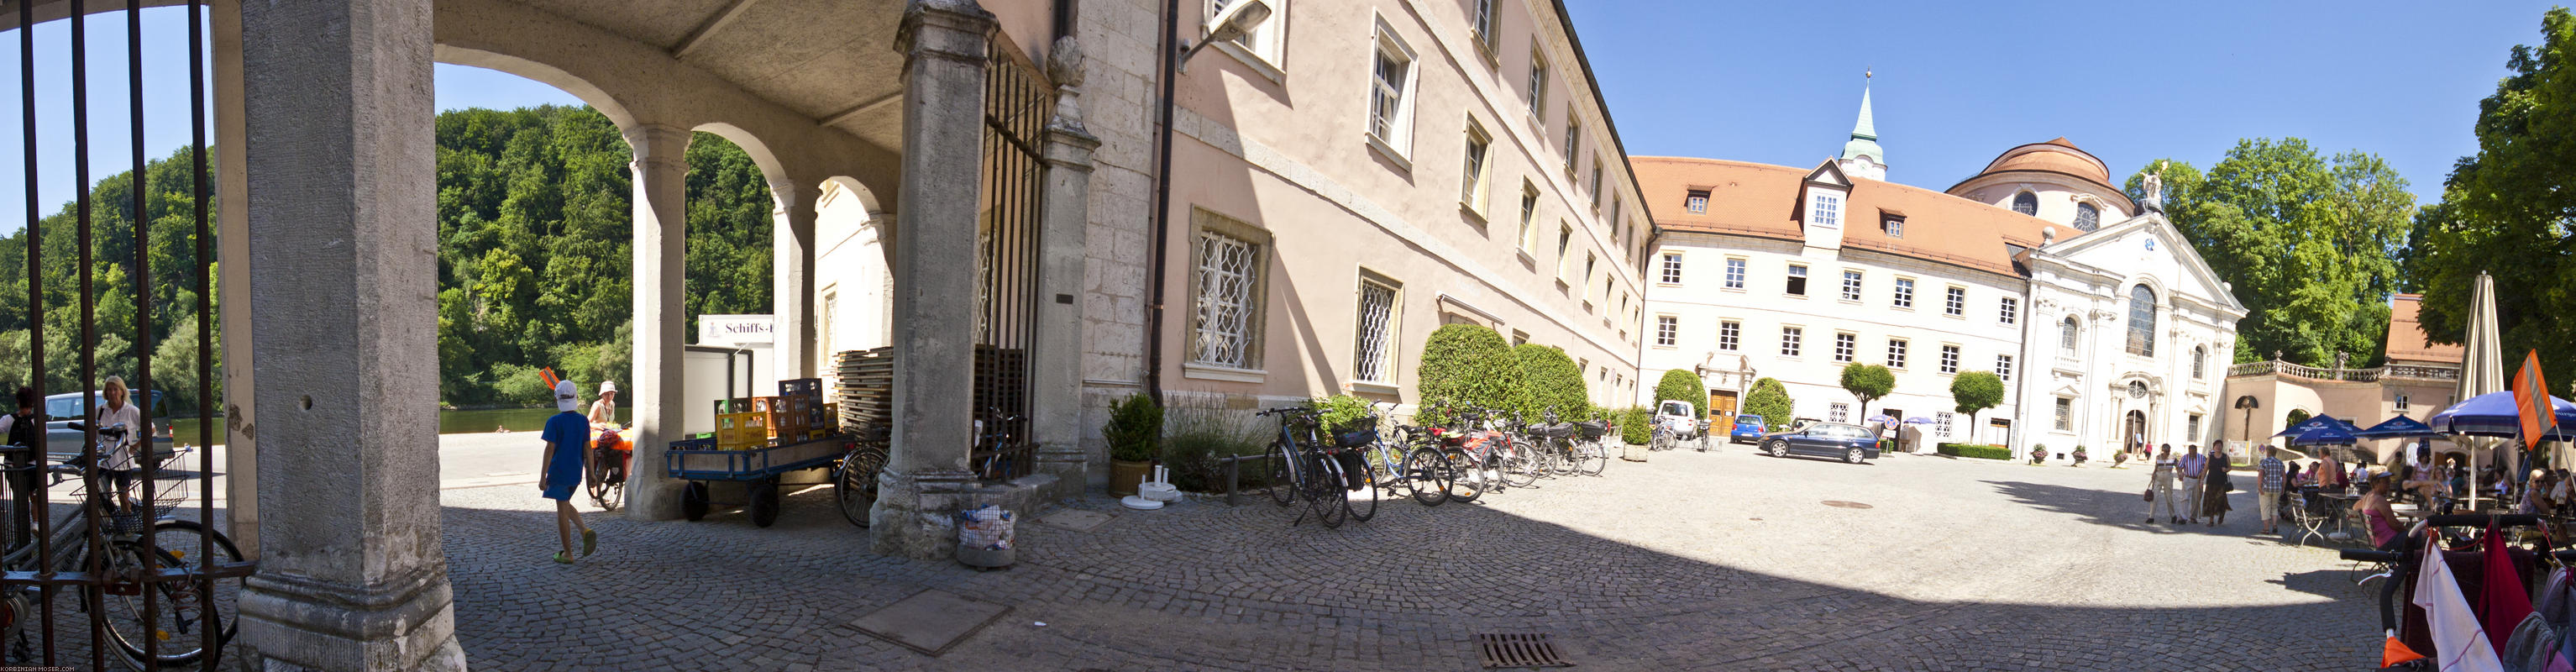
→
(968, 40, 1052, 481)
(6, 2, 252, 669)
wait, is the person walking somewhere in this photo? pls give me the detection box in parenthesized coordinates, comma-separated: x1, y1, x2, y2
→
(2149, 446, 2180, 524)
(2257, 447, 2287, 535)
(2177, 444, 2205, 524)
(92, 376, 148, 512)
(2202, 448, 2233, 527)
(538, 380, 596, 564)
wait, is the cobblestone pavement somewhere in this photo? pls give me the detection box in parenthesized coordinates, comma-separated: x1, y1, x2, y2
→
(443, 448, 2384, 671)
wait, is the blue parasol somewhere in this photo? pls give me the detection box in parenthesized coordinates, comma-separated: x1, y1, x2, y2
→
(2272, 413, 2363, 439)
(2425, 390, 2576, 440)
(1903, 416, 1933, 425)
(2290, 424, 2359, 446)
(2353, 415, 2442, 439)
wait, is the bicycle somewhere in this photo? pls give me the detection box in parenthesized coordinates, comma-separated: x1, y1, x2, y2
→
(834, 437, 886, 528)
(1354, 403, 1451, 507)
(1257, 407, 1351, 528)
(0, 423, 243, 669)
(586, 424, 630, 511)
(973, 407, 1027, 481)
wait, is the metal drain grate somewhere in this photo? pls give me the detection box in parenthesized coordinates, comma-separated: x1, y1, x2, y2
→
(1478, 633, 1573, 669)
(1821, 500, 1874, 509)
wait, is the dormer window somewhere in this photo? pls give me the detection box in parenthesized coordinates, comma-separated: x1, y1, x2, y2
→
(1685, 190, 1708, 214)
(2012, 192, 2038, 216)
(1883, 215, 1905, 238)
(1810, 192, 1841, 227)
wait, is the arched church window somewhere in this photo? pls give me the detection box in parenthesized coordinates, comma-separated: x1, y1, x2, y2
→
(2012, 192, 2038, 216)
(2192, 345, 2207, 379)
(2127, 285, 2157, 356)
(2059, 317, 2078, 353)
(2075, 202, 2100, 231)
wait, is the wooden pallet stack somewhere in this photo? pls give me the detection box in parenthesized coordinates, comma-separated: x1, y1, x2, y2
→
(837, 348, 895, 444)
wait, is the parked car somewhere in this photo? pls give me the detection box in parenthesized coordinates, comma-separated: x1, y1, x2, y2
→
(1729, 414, 1768, 444)
(1758, 422, 1881, 465)
(1652, 400, 1702, 441)
(21, 390, 174, 457)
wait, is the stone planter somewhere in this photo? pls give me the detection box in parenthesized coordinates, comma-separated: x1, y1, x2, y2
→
(1110, 459, 1152, 496)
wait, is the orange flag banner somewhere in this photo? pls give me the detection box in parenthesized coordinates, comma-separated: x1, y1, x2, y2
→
(2513, 350, 2553, 449)
(2381, 636, 2424, 667)
(539, 367, 561, 391)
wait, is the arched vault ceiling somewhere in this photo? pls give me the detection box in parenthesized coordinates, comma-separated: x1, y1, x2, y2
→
(506, 0, 910, 150)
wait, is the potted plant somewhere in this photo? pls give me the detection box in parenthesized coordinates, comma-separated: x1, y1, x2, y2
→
(1103, 393, 1163, 496)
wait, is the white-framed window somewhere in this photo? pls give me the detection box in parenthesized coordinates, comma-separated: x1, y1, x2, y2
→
(2187, 413, 2202, 440)
(1892, 277, 1915, 308)
(1588, 156, 1605, 205)
(1461, 118, 1492, 214)
(1518, 181, 1540, 251)
(1935, 412, 1954, 438)
(1189, 220, 1265, 369)
(1527, 45, 1549, 117)
(1996, 354, 2014, 383)
(2054, 397, 2073, 431)
(1365, 18, 1419, 159)
(1352, 274, 1401, 383)
(1944, 286, 1965, 317)
(1718, 321, 1740, 351)
(1514, 330, 1529, 347)
(1786, 264, 1809, 296)
(1999, 297, 2018, 325)
(1685, 190, 1708, 214)
(1780, 326, 1803, 357)
(2191, 345, 2207, 379)
(1829, 402, 1849, 423)
(2127, 285, 2158, 356)
(1659, 253, 1682, 284)
(1886, 339, 1909, 369)
(1468, 0, 1497, 55)
(1810, 192, 1841, 227)
(1841, 270, 1862, 301)
(1939, 344, 1960, 374)
(1209, 0, 1288, 71)
(1655, 315, 1677, 347)
(1556, 223, 1573, 278)
(2059, 317, 2079, 354)
(1561, 107, 1579, 171)
(1833, 332, 1855, 362)
(2398, 394, 2411, 412)
(1884, 216, 1904, 238)
(1723, 258, 1746, 289)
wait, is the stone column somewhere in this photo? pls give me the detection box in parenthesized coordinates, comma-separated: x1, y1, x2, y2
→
(211, 0, 257, 559)
(772, 177, 819, 383)
(234, 0, 465, 668)
(1032, 38, 1100, 498)
(625, 123, 693, 522)
(869, 0, 993, 559)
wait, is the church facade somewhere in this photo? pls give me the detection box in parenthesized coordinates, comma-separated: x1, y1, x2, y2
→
(1634, 85, 2247, 455)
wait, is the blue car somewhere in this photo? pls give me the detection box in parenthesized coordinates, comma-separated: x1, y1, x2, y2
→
(1729, 414, 1767, 444)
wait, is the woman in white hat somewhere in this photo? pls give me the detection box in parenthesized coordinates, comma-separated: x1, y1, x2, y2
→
(588, 381, 619, 429)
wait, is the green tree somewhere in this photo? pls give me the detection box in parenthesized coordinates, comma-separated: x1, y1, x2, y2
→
(1511, 344, 1589, 419)
(2406, 8, 2576, 382)
(1414, 324, 1525, 427)
(2126, 139, 2413, 368)
(1740, 377, 1793, 428)
(1839, 364, 1895, 419)
(1949, 371, 2005, 440)
(1653, 369, 1706, 417)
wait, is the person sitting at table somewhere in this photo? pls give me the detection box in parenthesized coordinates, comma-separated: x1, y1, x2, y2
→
(2316, 450, 2347, 491)
(2519, 470, 2556, 516)
(2352, 472, 2403, 550)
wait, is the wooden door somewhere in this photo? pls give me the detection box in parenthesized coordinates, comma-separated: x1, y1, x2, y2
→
(1709, 390, 1739, 420)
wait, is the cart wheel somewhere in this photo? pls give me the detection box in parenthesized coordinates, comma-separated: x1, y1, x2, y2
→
(681, 481, 710, 522)
(749, 477, 781, 528)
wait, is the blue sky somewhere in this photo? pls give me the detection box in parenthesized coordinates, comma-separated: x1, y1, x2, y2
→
(1564, 1, 2563, 202)
(0, 3, 2563, 230)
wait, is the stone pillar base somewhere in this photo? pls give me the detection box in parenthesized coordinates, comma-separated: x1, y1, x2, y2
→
(239, 569, 467, 671)
(870, 468, 978, 560)
(1035, 443, 1089, 500)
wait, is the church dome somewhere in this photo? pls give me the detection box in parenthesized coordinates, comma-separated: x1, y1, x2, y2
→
(1970, 138, 2117, 194)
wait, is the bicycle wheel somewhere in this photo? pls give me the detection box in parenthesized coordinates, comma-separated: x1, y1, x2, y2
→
(1368, 444, 1409, 500)
(105, 521, 243, 668)
(1499, 440, 1539, 489)
(1577, 439, 1609, 476)
(837, 446, 882, 528)
(1442, 448, 1483, 503)
(1403, 447, 1451, 507)
(1344, 454, 1379, 522)
(1264, 441, 1298, 507)
(585, 449, 616, 510)
(1304, 453, 1346, 528)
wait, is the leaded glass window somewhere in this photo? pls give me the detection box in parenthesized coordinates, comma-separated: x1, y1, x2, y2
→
(1191, 231, 1262, 367)
(1352, 278, 1398, 381)
(2127, 285, 2157, 356)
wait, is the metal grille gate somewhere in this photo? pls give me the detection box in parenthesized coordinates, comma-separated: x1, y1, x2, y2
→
(6, 2, 251, 669)
(968, 40, 1051, 482)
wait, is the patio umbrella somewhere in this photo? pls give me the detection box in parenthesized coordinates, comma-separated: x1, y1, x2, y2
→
(2426, 391, 2576, 439)
(1904, 416, 1933, 424)
(2355, 415, 2445, 465)
(1865, 413, 1898, 426)
(2272, 414, 2364, 439)
(2458, 271, 2507, 509)
(2291, 425, 2359, 446)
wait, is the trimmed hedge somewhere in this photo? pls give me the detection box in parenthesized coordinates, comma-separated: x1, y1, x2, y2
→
(1513, 344, 1590, 419)
(1617, 407, 1652, 445)
(1415, 324, 1526, 427)
(1938, 443, 2012, 460)
(1654, 370, 1707, 417)
(1741, 377, 1793, 426)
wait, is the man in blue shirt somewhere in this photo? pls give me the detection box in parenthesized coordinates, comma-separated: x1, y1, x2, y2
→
(2178, 444, 2206, 524)
(539, 380, 595, 564)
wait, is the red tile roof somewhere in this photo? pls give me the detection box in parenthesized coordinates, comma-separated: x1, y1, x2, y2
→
(2385, 294, 2464, 365)
(1633, 156, 2071, 276)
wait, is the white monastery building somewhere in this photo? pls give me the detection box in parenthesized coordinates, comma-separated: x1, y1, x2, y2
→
(1634, 84, 2247, 455)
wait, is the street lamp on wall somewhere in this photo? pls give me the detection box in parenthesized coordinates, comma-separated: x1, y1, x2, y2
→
(1178, 0, 1274, 72)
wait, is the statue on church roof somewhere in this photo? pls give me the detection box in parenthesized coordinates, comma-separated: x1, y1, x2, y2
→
(2141, 160, 2166, 213)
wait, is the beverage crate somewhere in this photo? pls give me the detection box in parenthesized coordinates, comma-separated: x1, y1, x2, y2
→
(779, 377, 823, 398)
(716, 412, 769, 450)
(713, 398, 753, 416)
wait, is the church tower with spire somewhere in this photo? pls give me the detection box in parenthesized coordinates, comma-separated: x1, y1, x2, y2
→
(1836, 73, 1886, 181)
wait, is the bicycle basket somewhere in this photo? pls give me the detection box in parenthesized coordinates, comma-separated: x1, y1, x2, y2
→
(105, 475, 191, 535)
(1333, 428, 1378, 449)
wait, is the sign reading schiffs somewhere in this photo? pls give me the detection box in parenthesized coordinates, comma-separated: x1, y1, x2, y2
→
(697, 314, 775, 347)
(2513, 349, 2554, 449)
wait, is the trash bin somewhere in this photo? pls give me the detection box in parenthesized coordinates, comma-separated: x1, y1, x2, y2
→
(956, 505, 1014, 568)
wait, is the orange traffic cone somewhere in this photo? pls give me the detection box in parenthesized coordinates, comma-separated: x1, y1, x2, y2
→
(2381, 635, 2424, 667)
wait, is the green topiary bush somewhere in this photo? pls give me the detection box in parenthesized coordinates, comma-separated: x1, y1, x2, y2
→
(1618, 407, 1652, 445)
(1513, 344, 1590, 419)
(1104, 393, 1164, 463)
(1654, 369, 1707, 417)
(1741, 377, 1793, 426)
(1937, 443, 2012, 460)
(1415, 324, 1527, 427)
